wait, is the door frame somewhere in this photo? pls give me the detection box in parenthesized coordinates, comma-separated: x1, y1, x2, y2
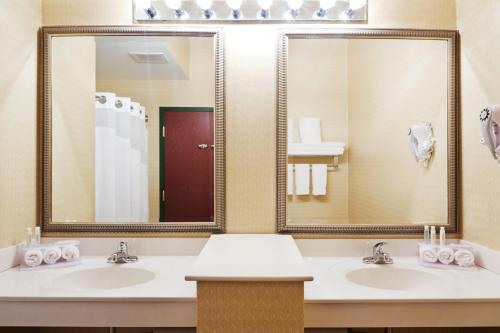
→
(159, 107, 214, 222)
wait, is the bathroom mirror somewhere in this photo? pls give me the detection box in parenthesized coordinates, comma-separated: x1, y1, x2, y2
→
(277, 29, 459, 234)
(39, 27, 225, 234)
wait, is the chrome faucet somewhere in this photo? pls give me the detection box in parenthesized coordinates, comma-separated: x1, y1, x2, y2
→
(363, 242, 393, 264)
(107, 242, 138, 264)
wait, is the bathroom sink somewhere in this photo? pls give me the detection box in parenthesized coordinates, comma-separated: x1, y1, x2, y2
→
(49, 266, 156, 290)
(345, 266, 441, 291)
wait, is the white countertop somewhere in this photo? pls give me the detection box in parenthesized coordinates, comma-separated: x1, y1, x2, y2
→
(304, 256, 500, 303)
(0, 256, 196, 301)
(185, 234, 314, 282)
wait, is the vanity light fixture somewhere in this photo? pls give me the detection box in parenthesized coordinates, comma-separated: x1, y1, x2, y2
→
(316, 0, 337, 18)
(287, 0, 304, 19)
(256, 0, 273, 18)
(164, 0, 187, 18)
(135, 0, 158, 18)
(226, 0, 243, 19)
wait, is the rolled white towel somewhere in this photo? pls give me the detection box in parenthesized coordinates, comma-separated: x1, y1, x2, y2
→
(420, 246, 438, 263)
(62, 245, 80, 262)
(43, 247, 62, 265)
(437, 247, 455, 265)
(24, 249, 43, 267)
(454, 249, 475, 267)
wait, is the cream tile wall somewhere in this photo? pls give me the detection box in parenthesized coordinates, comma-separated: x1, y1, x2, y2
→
(0, 0, 41, 248)
(40, 0, 456, 235)
(457, 0, 500, 251)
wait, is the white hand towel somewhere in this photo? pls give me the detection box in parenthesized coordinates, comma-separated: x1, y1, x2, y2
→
(43, 247, 62, 265)
(287, 164, 294, 195)
(24, 249, 43, 267)
(437, 247, 455, 265)
(312, 164, 327, 196)
(62, 245, 80, 262)
(454, 249, 475, 267)
(419, 246, 438, 263)
(299, 118, 322, 144)
(295, 164, 310, 195)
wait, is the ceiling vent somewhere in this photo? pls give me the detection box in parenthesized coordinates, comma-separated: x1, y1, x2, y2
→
(128, 52, 168, 64)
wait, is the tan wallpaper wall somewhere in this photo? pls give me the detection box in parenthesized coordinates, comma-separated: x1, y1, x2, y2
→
(348, 39, 448, 225)
(457, 0, 500, 250)
(0, 0, 41, 248)
(97, 37, 214, 222)
(52, 37, 96, 222)
(39, 0, 456, 235)
(287, 39, 349, 224)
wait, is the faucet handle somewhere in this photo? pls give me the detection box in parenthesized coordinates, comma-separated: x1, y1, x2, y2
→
(118, 241, 128, 254)
(373, 242, 387, 255)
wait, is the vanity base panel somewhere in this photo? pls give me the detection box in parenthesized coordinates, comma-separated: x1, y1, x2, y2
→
(197, 281, 304, 333)
(305, 302, 500, 328)
(0, 301, 196, 327)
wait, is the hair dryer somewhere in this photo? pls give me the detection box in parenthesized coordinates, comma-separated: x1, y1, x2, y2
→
(480, 105, 500, 163)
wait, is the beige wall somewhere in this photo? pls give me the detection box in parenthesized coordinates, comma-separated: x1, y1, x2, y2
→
(0, 0, 41, 248)
(287, 39, 349, 224)
(457, 0, 500, 250)
(52, 37, 96, 222)
(348, 39, 448, 225)
(96, 37, 214, 222)
(39, 0, 456, 235)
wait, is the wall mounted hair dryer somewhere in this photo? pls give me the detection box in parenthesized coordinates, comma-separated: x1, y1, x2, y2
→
(480, 105, 500, 164)
(408, 121, 435, 168)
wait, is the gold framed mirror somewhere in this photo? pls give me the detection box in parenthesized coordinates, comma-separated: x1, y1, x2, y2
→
(277, 29, 459, 235)
(39, 26, 225, 234)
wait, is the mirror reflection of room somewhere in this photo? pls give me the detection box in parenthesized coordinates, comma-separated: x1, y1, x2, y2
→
(286, 37, 448, 226)
(51, 35, 215, 224)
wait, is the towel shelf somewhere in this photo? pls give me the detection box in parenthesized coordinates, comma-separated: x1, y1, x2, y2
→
(288, 142, 344, 170)
(289, 157, 340, 170)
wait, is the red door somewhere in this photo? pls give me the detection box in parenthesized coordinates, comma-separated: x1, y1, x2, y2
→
(161, 109, 214, 222)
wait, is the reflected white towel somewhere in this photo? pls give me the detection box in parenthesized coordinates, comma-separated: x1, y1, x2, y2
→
(454, 249, 475, 267)
(312, 164, 327, 196)
(287, 164, 294, 195)
(288, 118, 294, 143)
(24, 249, 43, 267)
(419, 246, 438, 263)
(299, 118, 322, 144)
(437, 247, 455, 265)
(62, 245, 80, 262)
(43, 247, 62, 265)
(295, 164, 310, 195)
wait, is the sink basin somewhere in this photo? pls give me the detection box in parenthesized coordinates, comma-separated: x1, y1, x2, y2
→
(345, 266, 441, 291)
(50, 266, 156, 290)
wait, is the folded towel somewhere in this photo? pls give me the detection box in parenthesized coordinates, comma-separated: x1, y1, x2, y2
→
(454, 249, 475, 267)
(420, 246, 438, 263)
(24, 249, 43, 267)
(62, 245, 80, 262)
(287, 164, 294, 195)
(312, 164, 327, 196)
(437, 247, 455, 265)
(299, 118, 322, 144)
(295, 164, 310, 195)
(43, 247, 62, 265)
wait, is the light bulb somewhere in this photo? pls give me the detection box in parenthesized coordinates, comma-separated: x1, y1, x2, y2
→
(196, 0, 212, 10)
(349, 0, 366, 10)
(287, 0, 303, 10)
(319, 0, 337, 10)
(164, 0, 182, 9)
(226, 0, 242, 10)
(257, 0, 273, 10)
(135, 0, 152, 10)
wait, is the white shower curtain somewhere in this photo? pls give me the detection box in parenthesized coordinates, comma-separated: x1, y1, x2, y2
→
(95, 93, 149, 223)
(95, 92, 117, 222)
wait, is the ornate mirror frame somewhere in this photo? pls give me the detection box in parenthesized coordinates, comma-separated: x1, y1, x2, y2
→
(276, 29, 460, 235)
(39, 26, 225, 234)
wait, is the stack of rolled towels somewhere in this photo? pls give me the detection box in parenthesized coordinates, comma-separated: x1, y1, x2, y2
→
(419, 244, 475, 267)
(22, 241, 80, 269)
